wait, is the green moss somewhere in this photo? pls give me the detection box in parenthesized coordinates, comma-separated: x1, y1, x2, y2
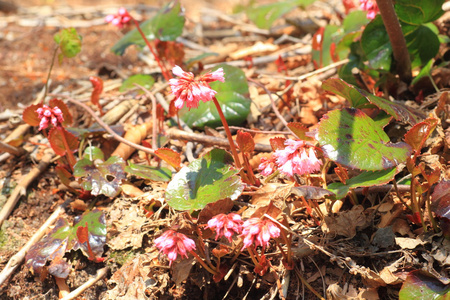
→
(108, 248, 141, 266)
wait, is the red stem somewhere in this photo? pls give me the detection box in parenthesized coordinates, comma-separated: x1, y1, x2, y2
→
(131, 18, 171, 81)
(58, 127, 76, 171)
(212, 97, 249, 182)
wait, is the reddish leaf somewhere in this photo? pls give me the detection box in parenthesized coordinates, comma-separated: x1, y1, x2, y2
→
(330, 42, 339, 62)
(431, 180, 450, 239)
(169, 99, 178, 116)
(76, 222, 100, 261)
(49, 98, 73, 126)
(22, 104, 42, 127)
(269, 137, 286, 151)
(287, 122, 313, 141)
(275, 55, 287, 74)
(236, 130, 255, 154)
(155, 40, 185, 66)
(212, 263, 229, 283)
(55, 165, 73, 186)
(155, 148, 181, 170)
(404, 118, 438, 153)
(48, 127, 79, 156)
(89, 76, 104, 115)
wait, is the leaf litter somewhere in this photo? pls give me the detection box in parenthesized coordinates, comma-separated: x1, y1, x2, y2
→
(0, 0, 449, 299)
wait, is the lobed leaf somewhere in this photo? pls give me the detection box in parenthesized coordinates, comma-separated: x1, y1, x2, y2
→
(25, 209, 106, 279)
(53, 28, 82, 63)
(73, 153, 126, 197)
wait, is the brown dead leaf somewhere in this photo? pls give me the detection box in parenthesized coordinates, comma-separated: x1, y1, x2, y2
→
(105, 253, 157, 300)
(69, 199, 87, 211)
(395, 237, 426, 249)
(107, 201, 148, 250)
(322, 205, 368, 238)
(121, 182, 145, 198)
(171, 257, 195, 286)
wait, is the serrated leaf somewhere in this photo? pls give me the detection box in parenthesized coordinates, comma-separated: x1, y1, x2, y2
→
(111, 1, 185, 55)
(48, 127, 79, 157)
(73, 155, 126, 197)
(236, 130, 255, 153)
(154, 148, 181, 170)
(395, 0, 445, 25)
(179, 64, 251, 129)
(22, 104, 42, 127)
(327, 167, 397, 199)
(49, 98, 73, 126)
(53, 28, 82, 61)
(317, 108, 412, 171)
(166, 149, 243, 211)
(270, 137, 286, 151)
(323, 78, 423, 125)
(287, 122, 313, 141)
(399, 271, 450, 300)
(119, 74, 155, 93)
(125, 163, 172, 182)
(25, 209, 106, 278)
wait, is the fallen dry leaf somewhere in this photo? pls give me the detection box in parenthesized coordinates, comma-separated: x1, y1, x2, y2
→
(322, 205, 368, 238)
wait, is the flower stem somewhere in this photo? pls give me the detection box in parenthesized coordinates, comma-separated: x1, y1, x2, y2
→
(189, 250, 218, 276)
(211, 97, 246, 175)
(58, 127, 76, 171)
(131, 18, 171, 82)
(376, 0, 412, 83)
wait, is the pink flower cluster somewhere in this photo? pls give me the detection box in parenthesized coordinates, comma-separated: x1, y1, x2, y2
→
(105, 7, 131, 28)
(207, 213, 242, 242)
(36, 105, 64, 131)
(241, 218, 280, 250)
(360, 0, 379, 19)
(169, 66, 225, 110)
(154, 230, 196, 265)
(259, 139, 322, 177)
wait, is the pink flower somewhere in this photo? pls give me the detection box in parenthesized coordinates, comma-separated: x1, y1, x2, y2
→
(154, 230, 196, 265)
(169, 66, 225, 110)
(36, 105, 64, 131)
(105, 7, 131, 28)
(274, 139, 322, 177)
(360, 0, 379, 19)
(258, 156, 276, 176)
(207, 213, 242, 243)
(241, 218, 280, 250)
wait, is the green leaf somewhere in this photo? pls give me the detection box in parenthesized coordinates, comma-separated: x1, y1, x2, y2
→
(54, 28, 82, 63)
(395, 0, 445, 25)
(246, 0, 314, 30)
(403, 23, 440, 68)
(111, 1, 185, 55)
(412, 59, 434, 86)
(119, 74, 155, 93)
(399, 271, 450, 300)
(125, 163, 172, 182)
(25, 209, 106, 278)
(327, 167, 397, 199)
(361, 15, 392, 70)
(166, 149, 244, 211)
(82, 146, 104, 161)
(342, 10, 370, 33)
(179, 64, 251, 129)
(73, 154, 126, 197)
(323, 78, 423, 125)
(317, 108, 412, 171)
